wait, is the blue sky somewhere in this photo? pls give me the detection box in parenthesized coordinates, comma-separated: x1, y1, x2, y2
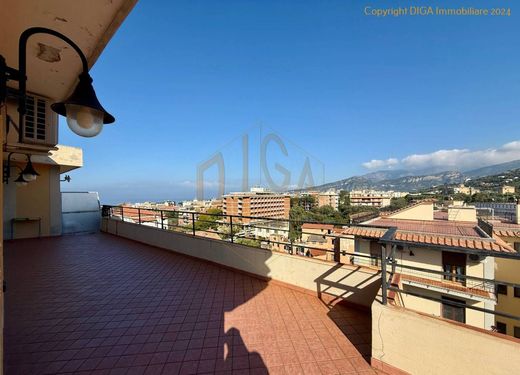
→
(59, 0, 520, 203)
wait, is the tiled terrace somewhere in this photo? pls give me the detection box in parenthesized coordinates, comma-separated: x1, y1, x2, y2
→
(5, 233, 374, 374)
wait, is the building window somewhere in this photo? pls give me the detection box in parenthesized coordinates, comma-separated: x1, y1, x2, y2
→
(442, 252, 466, 285)
(441, 297, 465, 323)
(514, 326, 520, 339)
(515, 287, 520, 298)
(496, 284, 508, 295)
(495, 322, 507, 334)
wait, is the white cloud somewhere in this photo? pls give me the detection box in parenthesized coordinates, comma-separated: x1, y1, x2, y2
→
(362, 158, 399, 169)
(362, 140, 520, 171)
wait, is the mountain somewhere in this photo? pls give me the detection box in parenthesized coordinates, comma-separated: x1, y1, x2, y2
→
(466, 168, 520, 190)
(464, 160, 520, 179)
(300, 159, 520, 193)
(313, 170, 465, 192)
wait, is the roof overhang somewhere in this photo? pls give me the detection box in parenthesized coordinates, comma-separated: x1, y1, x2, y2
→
(1, 0, 138, 101)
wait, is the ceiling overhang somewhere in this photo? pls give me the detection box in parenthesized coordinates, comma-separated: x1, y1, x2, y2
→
(0, 0, 137, 101)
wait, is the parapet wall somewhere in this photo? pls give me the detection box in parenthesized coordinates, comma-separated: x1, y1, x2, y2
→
(101, 218, 381, 307)
(371, 300, 520, 375)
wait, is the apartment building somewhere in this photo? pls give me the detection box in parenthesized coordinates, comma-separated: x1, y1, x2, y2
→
(454, 184, 480, 195)
(222, 188, 290, 224)
(299, 223, 335, 260)
(295, 190, 340, 210)
(501, 185, 516, 194)
(481, 205, 520, 337)
(349, 190, 392, 208)
(342, 201, 514, 330)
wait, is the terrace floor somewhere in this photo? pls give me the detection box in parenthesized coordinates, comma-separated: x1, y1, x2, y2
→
(5, 233, 375, 375)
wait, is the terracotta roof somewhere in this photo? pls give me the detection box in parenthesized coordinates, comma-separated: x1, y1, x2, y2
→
(493, 229, 520, 238)
(380, 199, 435, 217)
(343, 227, 386, 239)
(393, 232, 513, 252)
(490, 221, 520, 238)
(342, 226, 515, 253)
(368, 218, 481, 237)
(301, 223, 334, 230)
(119, 207, 161, 217)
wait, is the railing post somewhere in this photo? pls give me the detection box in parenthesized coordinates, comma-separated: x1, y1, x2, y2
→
(161, 210, 164, 230)
(121, 206, 124, 222)
(333, 237, 340, 263)
(138, 208, 141, 225)
(230, 216, 234, 243)
(191, 212, 196, 235)
(391, 245, 397, 274)
(381, 244, 388, 305)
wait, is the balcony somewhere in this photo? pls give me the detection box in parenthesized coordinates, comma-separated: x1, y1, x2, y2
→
(5, 233, 374, 375)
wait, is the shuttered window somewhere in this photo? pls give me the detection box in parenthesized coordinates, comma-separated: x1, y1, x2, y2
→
(24, 95, 47, 141)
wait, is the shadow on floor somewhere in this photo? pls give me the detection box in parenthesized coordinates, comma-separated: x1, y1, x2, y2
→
(4, 234, 269, 374)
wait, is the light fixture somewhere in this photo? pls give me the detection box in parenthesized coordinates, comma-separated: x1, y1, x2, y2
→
(14, 173, 28, 187)
(0, 27, 115, 139)
(21, 155, 39, 182)
(3, 152, 39, 185)
(51, 73, 114, 137)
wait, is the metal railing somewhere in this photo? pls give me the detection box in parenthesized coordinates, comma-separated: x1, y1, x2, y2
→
(102, 204, 520, 328)
(101, 204, 381, 265)
(378, 238, 520, 326)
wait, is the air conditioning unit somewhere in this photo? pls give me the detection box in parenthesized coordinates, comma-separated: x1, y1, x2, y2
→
(21, 93, 58, 146)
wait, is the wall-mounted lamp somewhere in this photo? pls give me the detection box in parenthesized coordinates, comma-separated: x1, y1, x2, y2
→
(60, 175, 71, 183)
(0, 27, 115, 138)
(14, 173, 28, 187)
(2, 152, 39, 185)
(21, 155, 39, 181)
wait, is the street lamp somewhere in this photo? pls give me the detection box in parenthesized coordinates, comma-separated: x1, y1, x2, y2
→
(0, 27, 115, 138)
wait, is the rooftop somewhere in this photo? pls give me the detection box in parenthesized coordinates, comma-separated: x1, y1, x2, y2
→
(302, 223, 335, 230)
(367, 218, 480, 237)
(485, 220, 520, 238)
(5, 234, 375, 375)
(343, 219, 514, 253)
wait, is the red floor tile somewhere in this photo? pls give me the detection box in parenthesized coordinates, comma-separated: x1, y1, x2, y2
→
(5, 234, 373, 374)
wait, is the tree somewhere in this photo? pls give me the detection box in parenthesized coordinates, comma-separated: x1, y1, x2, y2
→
(291, 195, 317, 211)
(338, 190, 350, 213)
(194, 208, 222, 231)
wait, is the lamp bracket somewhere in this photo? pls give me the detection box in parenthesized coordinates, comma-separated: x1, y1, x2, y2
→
(0, 55, 22, 106)
(2, 152, 30, 184)
(5, 114, 19, 136)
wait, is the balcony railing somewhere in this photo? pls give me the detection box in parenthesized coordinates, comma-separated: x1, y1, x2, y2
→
(101, 204, 377, 266)
(101, 204, 520, 329)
